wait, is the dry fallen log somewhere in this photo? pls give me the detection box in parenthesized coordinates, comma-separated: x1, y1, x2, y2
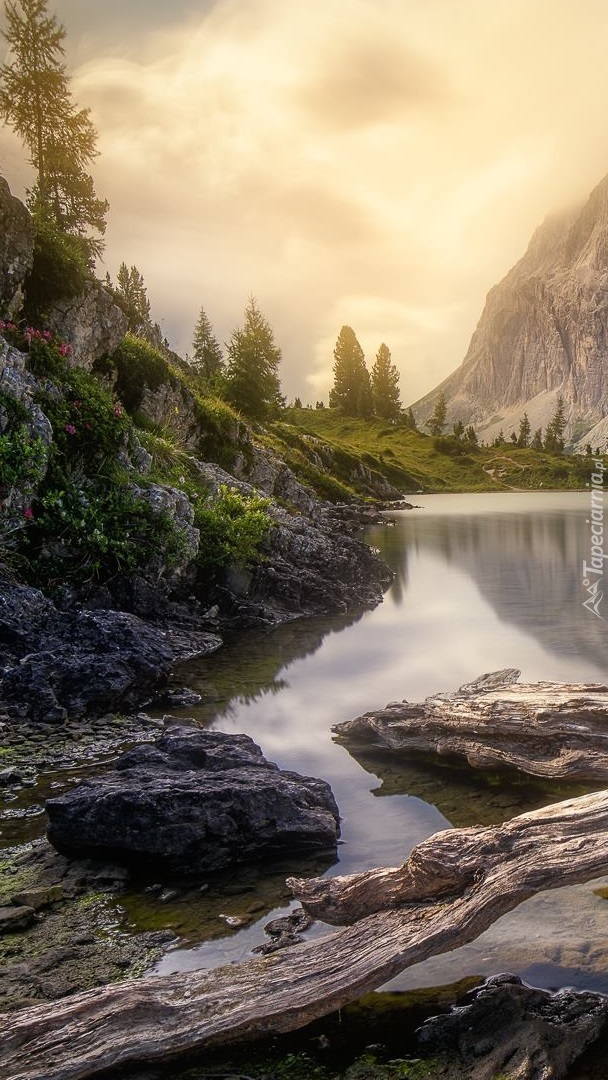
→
(3, 789, 608, 1080)
(334, 668, 608, 781)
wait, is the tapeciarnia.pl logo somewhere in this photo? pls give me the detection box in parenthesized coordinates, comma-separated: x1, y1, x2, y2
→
(582, 460, 606, 620)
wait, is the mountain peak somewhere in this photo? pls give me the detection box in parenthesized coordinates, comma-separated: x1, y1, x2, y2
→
(414, 172, 608, 447)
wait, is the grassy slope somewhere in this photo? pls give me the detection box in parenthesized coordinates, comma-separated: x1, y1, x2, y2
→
(272, 408, 598, 496)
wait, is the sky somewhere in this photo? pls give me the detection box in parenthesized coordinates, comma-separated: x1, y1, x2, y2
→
(3, 0, 608, 404)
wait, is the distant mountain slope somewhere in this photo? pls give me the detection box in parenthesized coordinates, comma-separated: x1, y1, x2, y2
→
(414, 175, 608, 447)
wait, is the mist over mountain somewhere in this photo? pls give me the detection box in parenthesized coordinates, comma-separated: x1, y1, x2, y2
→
(414, 174, 608, 448)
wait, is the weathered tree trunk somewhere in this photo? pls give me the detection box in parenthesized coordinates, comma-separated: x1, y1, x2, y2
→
(334, 668, 608, 781)
(3, 788, 608, 1080)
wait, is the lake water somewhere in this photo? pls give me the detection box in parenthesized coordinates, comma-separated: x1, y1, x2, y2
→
(149, 490, 608, 993)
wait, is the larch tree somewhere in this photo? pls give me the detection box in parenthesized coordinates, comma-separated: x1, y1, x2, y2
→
(426, 391, 447, 436)
(191, 307, 223, 384)
(370, 343, 402, 420)
(0, 0, 108, 258)
(329, 326, 372, 417)
(224, 296, 283, 420)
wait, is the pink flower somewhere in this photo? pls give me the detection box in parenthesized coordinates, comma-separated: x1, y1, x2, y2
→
(65, 424, 77, 435)
(113, 403, 122, 417)
(24, 507, 34, 520)
(84, 422, 92, 431)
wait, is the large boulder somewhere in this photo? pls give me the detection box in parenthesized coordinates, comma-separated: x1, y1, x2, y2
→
(46, 726, 341, 874)
(0, 176, 35, 316)
(0, 584, 221, 723)
(47, 280, 127, 371)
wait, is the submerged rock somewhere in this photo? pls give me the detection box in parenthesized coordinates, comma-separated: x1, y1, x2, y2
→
(46, 726, 341, 875)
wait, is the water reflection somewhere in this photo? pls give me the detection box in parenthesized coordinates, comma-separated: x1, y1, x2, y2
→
(157, 491, 608, 989)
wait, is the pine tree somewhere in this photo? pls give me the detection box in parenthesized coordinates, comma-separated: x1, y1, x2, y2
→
(370, 343, 401, 420)
(531, 428, 543, 450)
(191, 307, 223, 384)
(113, 263, 151, 335)
(405, 407, 417, 431)
(452, 419, 465, 439)
(544, 396, 566, 453)
(224, 296, 282, 420)
(0, 0, 108, 257)
(517, 413, 531, 448)
(464, 425, 478, 445)
(329, 326, 372, 417)
(426, 391, 447, 436)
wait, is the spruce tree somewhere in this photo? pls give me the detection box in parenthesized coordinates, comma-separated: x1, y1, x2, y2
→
(191, 307, 223, 384)
(426, 391, 447, 436)
(544, 396, 566, 453)
(531, 428, 543, 450)
(517, 412, 531, 448)
(224, 296, 282, 420)
(329, 326, 372, 417)
(0, 0, 108, 257)
(370, 343, 402, 420)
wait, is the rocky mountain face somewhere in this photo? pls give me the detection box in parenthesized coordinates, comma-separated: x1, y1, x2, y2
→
(414, 174, 608, 447)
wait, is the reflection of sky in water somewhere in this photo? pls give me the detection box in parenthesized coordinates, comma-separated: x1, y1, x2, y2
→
(157, 491, 608, 988)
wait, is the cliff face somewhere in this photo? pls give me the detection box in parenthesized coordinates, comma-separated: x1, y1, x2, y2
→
(414, 175, 608, 446)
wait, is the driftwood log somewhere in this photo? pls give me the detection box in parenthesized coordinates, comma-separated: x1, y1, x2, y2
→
(334, 668, 608, 781)
(3, 789, 608, 1079)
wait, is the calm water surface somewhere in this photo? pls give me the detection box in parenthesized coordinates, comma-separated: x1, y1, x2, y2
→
(150, 491, 608, 992)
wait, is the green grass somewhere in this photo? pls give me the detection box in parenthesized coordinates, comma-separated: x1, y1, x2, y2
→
(275, 409, 598, 495)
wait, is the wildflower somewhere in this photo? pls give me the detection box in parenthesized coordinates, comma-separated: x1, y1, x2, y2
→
(24, 507, 34, 519)
(113, 403, 122, 417)
(65, 424, 77, 435)
(84, 422, 92, 431)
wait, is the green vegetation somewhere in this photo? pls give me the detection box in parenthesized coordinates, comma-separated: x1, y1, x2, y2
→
(278, 407, 596, 495)
(330, 325, 373, 417)
(0, 329, 272, 592)
(224, 295, 283, 419)
(194, 484, 271, 574)
(371, 343, 402, 420)
(191, 305, 224, 385)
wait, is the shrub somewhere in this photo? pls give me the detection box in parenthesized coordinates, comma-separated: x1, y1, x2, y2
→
(24, 215, 90, 319)
(194, 484, 271, 573)
(111, 333, 169, 413)
(22, 476, 187, 589)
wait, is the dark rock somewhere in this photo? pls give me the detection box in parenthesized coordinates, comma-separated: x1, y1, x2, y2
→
(0, 584, 222, 724)
(418, 973, 608, 1080)
(46, 726, 341, 876)
(0, 176, 35, 315)
(253, 905, 314, 954)
(155, 687, 203, 709)
(0, 905, 36, 934)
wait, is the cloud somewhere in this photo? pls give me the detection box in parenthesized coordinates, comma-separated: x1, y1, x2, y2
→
(10, 0, 608, 403)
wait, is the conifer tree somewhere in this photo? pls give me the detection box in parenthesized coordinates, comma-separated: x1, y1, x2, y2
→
(405, 406, 417, 430)
(329, 326, 372, 417)
(452, 419, 465, 439)
(114, 263, 151, 335)
(544, 396, 566, 453)
(224, 296, 283, 419)
(531, 428, 543, 450)
(370, 343, 401, 420)
(426, 391, 447, 436)
(517, 412, 531, 448)
(0, 0, 108, 257)
(191, 307, 223, 384)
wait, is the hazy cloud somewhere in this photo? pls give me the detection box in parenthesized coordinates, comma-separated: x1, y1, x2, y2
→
(4, 0, 608, 402)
